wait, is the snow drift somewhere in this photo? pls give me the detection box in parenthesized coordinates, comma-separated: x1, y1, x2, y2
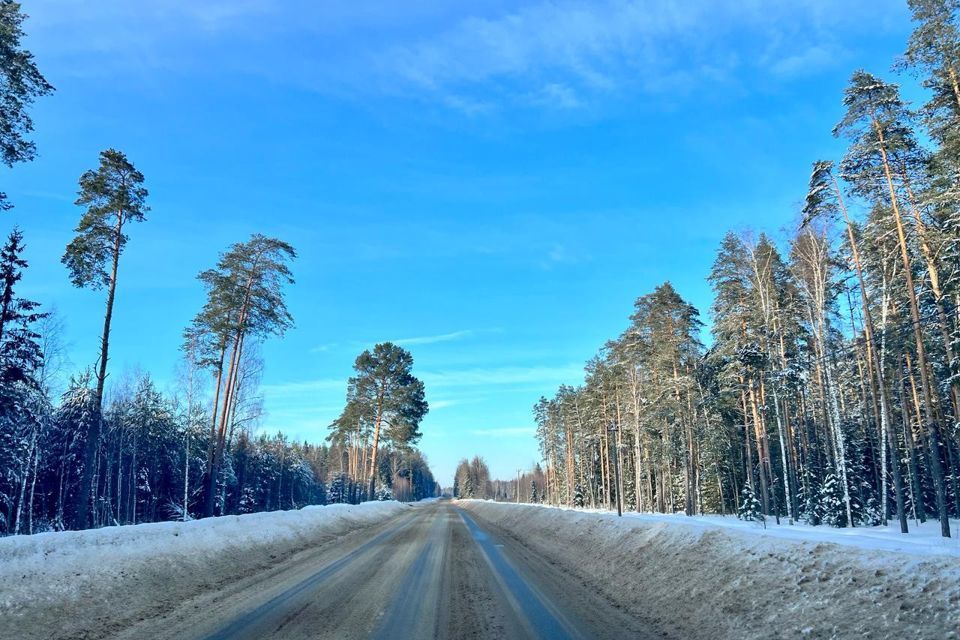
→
(461, 501, 960, 640)
(0, 501, 407, 640)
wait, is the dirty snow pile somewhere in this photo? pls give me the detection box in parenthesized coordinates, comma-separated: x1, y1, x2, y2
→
(462, 501, 960, 640)
(0, 501, 406, 637)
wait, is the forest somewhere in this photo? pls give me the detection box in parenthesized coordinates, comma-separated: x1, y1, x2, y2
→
(529, 0, 960, 538)
(0, 1, 437, 536)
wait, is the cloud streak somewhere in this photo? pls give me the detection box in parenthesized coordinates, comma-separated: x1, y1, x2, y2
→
(261, 378, 346, 397)
(468, 427, 536, 437)
(420, 364, 583, 388)
(27, 0, 904, 111)
(392, 330, 474, 346)
(371, 0, 902, 110)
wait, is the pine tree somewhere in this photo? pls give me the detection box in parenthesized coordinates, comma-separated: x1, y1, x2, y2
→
(0, 1, 53, 210)
(900, 0, 960, 159)
(62, 149, 148, 530)
(332, 343, 428, 501)
(836, 71, 952, 537)
(188, 234, 296, 518)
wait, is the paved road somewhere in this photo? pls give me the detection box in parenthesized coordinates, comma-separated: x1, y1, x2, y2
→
(116, 500, 652, 639)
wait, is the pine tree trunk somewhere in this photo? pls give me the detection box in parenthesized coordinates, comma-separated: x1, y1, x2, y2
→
(367, 384, 386, 499)
(832, 178, 908, 531)
(874, 124, 951, 537)
(75, 214, 124, 530)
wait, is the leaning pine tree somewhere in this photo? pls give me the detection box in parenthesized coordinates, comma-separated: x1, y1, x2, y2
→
(62, 149, 148, 530)
(186, 234, 296, 518)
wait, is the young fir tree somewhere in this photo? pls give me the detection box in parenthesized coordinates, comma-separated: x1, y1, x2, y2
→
(0, 1, 53, 210)
(328, 473, 348, 504)
(573, 484, 585, 508)
(818, 473, 851, 528)
(738, 485, 764, 524)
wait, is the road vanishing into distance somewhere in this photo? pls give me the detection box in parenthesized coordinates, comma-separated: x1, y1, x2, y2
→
(114, 500, 654, 640)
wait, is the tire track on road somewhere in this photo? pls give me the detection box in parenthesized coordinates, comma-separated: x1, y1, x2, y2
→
(456, 508, 581, 640)
(203, 511, 420, 640)
(371, 508, 448, 639)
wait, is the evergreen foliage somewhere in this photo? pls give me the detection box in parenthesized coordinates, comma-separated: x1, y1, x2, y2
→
(738, 485, 764, 523)
(0, 1, 53, 209)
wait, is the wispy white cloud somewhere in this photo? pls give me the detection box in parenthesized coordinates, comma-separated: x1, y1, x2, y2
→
(420, 364, 583, 388)
(468, 426, 536, 437)
(768, 43, 847, 78)
(371, 0, 900, 110)
(528, 82, 582, 109)
(26, 0, 904, 110)
(392, 329, 474, 346)
(260, 378, 346, 397)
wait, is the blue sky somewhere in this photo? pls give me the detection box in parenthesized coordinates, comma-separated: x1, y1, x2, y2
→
(6, 0, 912, 485)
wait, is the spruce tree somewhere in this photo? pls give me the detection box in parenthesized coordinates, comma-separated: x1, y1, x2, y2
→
(573, 484, 585, 508)
(737, 485, 764, 524)
(818, 473, 849, 528)
(0, 229, 43, 390)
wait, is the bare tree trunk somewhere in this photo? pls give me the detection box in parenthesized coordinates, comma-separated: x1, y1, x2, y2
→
(75, 214, 124, 530)
(875, 124, 951, 537)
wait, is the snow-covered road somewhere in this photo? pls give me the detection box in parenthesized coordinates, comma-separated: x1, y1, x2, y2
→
(6, 499, 959, 639)
(2, 500, 651, 639)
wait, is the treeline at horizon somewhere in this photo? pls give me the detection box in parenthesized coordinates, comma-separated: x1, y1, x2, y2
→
(531, 1, 960, 538)
(0, 2, 438, 536)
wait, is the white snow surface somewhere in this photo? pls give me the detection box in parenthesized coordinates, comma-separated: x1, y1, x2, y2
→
(462, 500, 960, 640)
(0, 501, 406, 624)
(500, 501, 960, 556)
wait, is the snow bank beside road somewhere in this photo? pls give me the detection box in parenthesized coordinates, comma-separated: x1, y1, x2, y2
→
(1, 502, 406, 639)
(462, 501, 960, 640)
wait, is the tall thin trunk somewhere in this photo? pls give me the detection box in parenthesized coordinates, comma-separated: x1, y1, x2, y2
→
(367, 383, 387, 499)
(831, 174, 907, 532)
(875, 120, 951, 537)
(75, 212, 124, 530)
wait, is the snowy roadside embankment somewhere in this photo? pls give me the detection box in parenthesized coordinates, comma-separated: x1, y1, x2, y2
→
(461, 501, 960, 640)
(1, 501, 407, 639)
